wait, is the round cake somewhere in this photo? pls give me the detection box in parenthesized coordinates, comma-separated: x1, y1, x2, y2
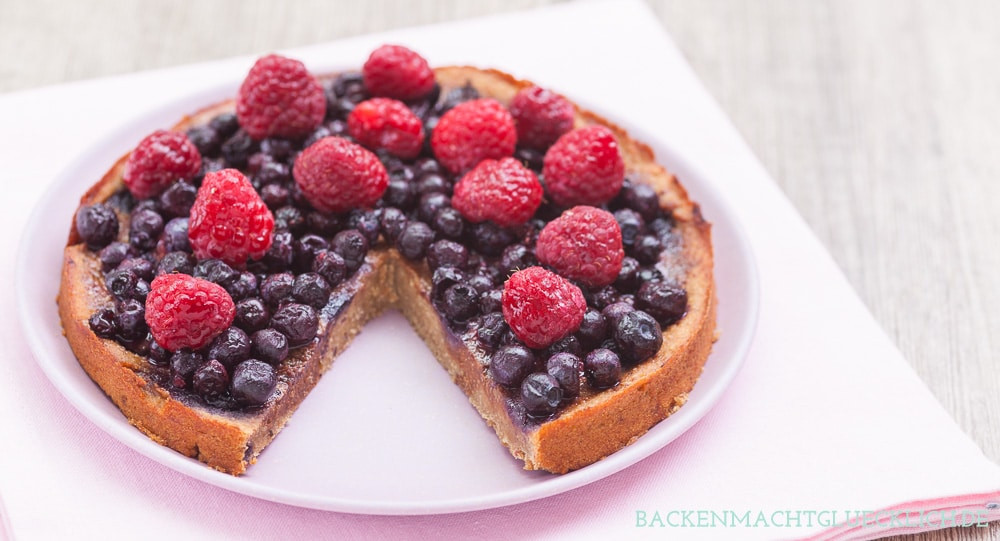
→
(58, 45, 717, 475)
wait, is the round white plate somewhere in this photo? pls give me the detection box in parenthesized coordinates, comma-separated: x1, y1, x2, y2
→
(15, 83, 758, 515)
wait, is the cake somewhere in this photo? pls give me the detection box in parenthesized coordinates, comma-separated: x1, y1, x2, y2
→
(58, 45, 716, 475)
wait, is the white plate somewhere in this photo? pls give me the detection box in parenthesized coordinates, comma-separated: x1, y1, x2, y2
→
(14, 82, 759, 515)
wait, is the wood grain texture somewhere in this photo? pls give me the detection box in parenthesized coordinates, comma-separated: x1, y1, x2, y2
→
(1, 0, 997, 539)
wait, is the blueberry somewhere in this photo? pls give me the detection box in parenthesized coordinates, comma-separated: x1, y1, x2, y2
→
(192, 360, 229, 399)
(274, 206, 305, 234)
(632, 234, 662, 265)
(440, 283, 479, 323)
(514, 147, 544, 171)
(162, 217, 190, 252)
(416, 173, 449, 195)
(331, 229, 369, 273)
(426, 239, 468, 269)
(76, 204, 119, 250)
(131, 279, 150, 301)
(649, 217, 675, 241)
(615, 257, 641, 291)
(231, 359, 277, 406)
(521, 373, 563, 416)
(546, 353, 581, 398)
(636, 282, 688, 325)
(260, 138, 294, 161)
(208, 327, 251, 368)
(235, 298, 270, 332)
(193, 259, 237, 288)
(489, 345, 535, 387)
(467, 273, 494, 294)
(432, 207, 465, 239)
(382, 178, 415, 209)
(209, 113, 239, 138)
(476, 312, 508, 351)
(436, 82, 479, 114)
(585, 348, 621, 388)
(431, 266, 465, 299)
(169, 350, 204, 388)
(623, 182, 660, 221)
(159, 181, 198, 218)
(577, 309, 608, 347)
(157, 251, 194, 276)
(332, 71, 364, 97)
(98, 242, 129, 272)
(271, 303, 319, 348)
(499, 244, 535, 275)
(293, 234, 329, 272)
(251, 328, 289, 365)
(264, 230, 295, 271)
(117, 257, 154, 281)
(379, 207, 408, 242)
(220, 130, 257, 168)
(260, 272, 295, 307)
(470, 222, 515, 256)
(225, 272, 258, 301)
(586, 285, 618, 309)
(292, 272, 331, 308)
(312, 250, 347, 288)
(613, 310, 663, 363)
(348, 209, 381, 245)
(602, 301, 634, 327)
(417, 192, 450, 223)
(126, 208, 163, 251)
(260, 183, 290, 209)
(547, 334, 583, 358)
(304, 125, 333, 148)
(148, 339, 169, 364)
(396, 221, 434, 260)
(637, 267, 663, 283)
(479, 289, 503, 314)
(186, 126, 220, 156)
(614, 208, 645, 247)
(306, 211, 342, 236)
(88, 308, 118, 338)
(105, 268, 138, 299)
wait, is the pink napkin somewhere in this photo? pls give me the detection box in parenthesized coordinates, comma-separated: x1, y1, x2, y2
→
(1, 1, 998, 539)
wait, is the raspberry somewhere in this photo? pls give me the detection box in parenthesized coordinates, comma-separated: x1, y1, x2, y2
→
(362, 44, 435, 101)
(536, 206, 624, 288)
(452, 157, 542, 227)
(502, 267, 586, 349)
(347, 98, 425, 159)
(122, 130, 201, 199)
(236, 54, 326, 140)
(431, 98, 517, 174)
(542, 125, 625, 207)
(292, 137, 388, 213)
(145, 274, 235, 351)
(509, 86, 575, 149)
(188, 169, 275, 267)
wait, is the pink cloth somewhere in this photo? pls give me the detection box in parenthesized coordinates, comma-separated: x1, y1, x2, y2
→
(1, 1, 998, 539)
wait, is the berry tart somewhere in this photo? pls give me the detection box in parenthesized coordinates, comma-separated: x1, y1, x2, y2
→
(58, 45, 716, 476)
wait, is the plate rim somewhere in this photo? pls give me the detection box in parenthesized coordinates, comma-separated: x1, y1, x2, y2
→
(14, 78, 759, 516)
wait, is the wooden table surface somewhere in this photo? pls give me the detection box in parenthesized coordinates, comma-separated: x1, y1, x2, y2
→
(2, 1, 997, 539)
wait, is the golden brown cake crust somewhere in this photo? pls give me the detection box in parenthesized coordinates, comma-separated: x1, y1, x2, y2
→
(57, 66, 716, 476)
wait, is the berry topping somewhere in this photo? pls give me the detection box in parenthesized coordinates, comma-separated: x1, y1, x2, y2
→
(501, 267, 586, 349)
(395, 221, 435, 260)
(489, 344, 535, 388)
(452, 157, 543, 227)
(270, 303, 319, 348)
(636, 281, 688, 325)
(251, 328, 289, 365)
(546, 352, 581, 398)
(123, 130, 202, 199)
(613, 310, 663, 363)
(347, 98, 425, 159)
(235, 54, 326, 140)
(362, 45, 435, 101)
(509, 86, 575, 149)
(521, 373, 563, 417)
(542, 125, 625, 207)
(75, 204, 119, 250)
(188, 169, 275, 267)
(144, 274, 236, 352)
(230, 359, 277, 406)
(192, 360, 229, 400)
(293, 137, 388, 213)
(535, 206, 625, 288)
(431, 98, 517, 174)
(89, 308, 118, 338)
(585, 348, 621, 388)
